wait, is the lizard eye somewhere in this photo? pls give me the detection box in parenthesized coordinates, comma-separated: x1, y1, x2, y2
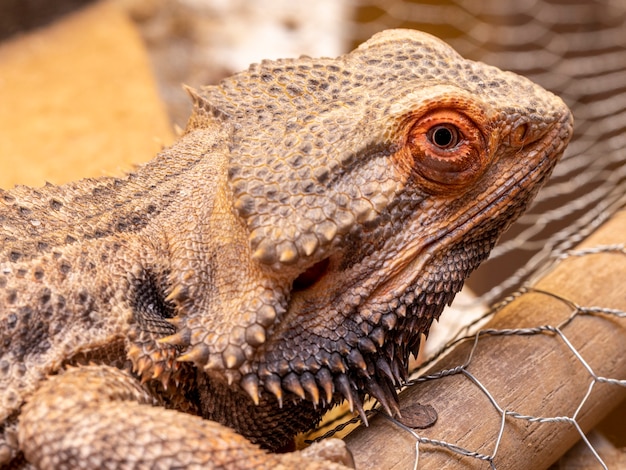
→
(428, 124, 460, 149)
(405, 109, 489, 192)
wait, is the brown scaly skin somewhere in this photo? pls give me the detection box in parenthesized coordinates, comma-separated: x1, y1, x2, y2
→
(0, 29, 572, 469)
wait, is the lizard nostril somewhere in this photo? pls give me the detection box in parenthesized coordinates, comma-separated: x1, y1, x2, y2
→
(510, 122, 533, 147)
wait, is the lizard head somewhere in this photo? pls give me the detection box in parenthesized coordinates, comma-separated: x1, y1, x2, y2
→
(168, 29, 573, 419)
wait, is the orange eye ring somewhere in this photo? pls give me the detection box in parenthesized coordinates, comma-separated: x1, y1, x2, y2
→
(405, 109, 489, 192)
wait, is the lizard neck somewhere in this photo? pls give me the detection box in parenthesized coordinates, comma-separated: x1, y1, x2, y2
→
(0, 125, 230, 421)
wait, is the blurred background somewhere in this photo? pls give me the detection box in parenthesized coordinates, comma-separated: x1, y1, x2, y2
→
(1, 0, 624, 465)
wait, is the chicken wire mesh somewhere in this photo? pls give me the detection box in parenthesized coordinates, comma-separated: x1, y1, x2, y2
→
(303, 0, 626, 468)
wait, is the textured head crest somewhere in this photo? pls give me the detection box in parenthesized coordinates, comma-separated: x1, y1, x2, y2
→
(187, 30, 474, 268)
(171, 29, 572, 421)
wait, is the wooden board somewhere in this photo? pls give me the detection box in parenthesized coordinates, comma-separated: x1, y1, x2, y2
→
(0, 0, 173, 188)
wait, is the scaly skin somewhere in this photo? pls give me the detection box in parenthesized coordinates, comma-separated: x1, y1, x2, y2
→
(0, 30, 572, 469)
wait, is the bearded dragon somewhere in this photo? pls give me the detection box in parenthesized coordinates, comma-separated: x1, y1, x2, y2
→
(0, 29, 572, 469)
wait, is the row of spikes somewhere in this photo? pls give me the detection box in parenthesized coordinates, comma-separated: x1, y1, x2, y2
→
(155, 278, 453, 375)
(152, 285, 454, 420)
(239, 365, 402, 426)
(128, 342, 183, 390)
(238, 314, 415, 422)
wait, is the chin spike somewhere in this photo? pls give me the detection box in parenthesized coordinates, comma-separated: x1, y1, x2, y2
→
(159, 370, 172, 390)
(329, 353, 347, 373)
(392, 359, 406, 384)
(177, 343, 210, 366)
(127, 345, 141, 372)
(222, 345, 245, 369)
(165, 284, 189, 303)
(204, 354, 224, 371)
(300, 372, 320, 407)
(157, 330, 190, 347)
(366, 378, 400, 417)
(376, 357, 396, 385)
(241, 375, 260, 405)
(283, 373, 306, 400)
(336, 374, 355, 412)
(358, 337, 377, 354)
(370, 327, 386, 347)
(135, 356, 151, 378)
(225, 370, 239, 386)
(151, 363, 165, 380)
(353, 394, 368, 426)
(166, 316, 184, 328)
(316, 368, 334, 403)
(382, 378, 401, 416)
(347, 349, 369, 377)
(264, 374, 284, 408)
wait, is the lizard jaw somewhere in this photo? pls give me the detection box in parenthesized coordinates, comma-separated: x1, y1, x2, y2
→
(230, 108, 572, 415)
(161, 113, 571, 416)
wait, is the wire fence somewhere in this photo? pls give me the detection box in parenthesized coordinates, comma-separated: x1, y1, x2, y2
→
(305, 2, 626, 467)
(309, 242, 626, 468)
(405, 262, 626, 469)
(120, 0, 626, 467)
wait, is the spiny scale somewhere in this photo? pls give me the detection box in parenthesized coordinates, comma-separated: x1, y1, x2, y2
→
(375, 357, 396, 385)
(263, 374, 283, 408)
(335, 374, 354, 413)
(151, 363, 165, 380)
(166, 316, 184, 329)
(157, 330, 190, 347)
(300, 372, 320, 407)
(177, 343, 210, 365)
(282, 373, 306, 400)
(316, 368, 334, 403)
(365, 378, 399, 417)
(353, 394, 368, 426)
(335, 374, 369, 425)
(222, 344, 245, 369)
(164, 284, 188, 303)
(347, 349, 369, 377)
(241, 375, 260, 405)
(358, 337, 377, 354)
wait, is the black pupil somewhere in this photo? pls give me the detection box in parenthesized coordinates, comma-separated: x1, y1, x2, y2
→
(433, 126, 455, 147)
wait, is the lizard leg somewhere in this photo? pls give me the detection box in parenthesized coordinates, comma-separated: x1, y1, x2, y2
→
(18, 365, 353, 470)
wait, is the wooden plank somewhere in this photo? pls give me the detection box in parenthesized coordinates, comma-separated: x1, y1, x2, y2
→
(0, 0, 173, 188)
(344, 210, 626, 469)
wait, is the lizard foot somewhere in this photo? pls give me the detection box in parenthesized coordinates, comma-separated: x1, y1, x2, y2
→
(18, 365, 354, 470)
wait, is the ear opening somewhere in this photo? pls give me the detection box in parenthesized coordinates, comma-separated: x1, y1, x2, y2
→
(292, 258, 330, 291)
